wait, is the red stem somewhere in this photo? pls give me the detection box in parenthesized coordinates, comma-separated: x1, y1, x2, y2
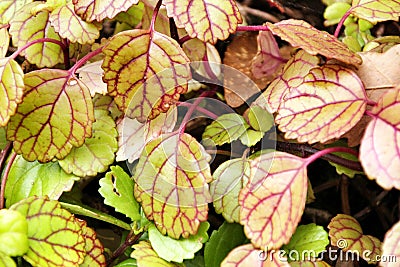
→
(0, 151, 17, 209)
(9, 38, 66, 61)
(68, 46, 103, 74)
(150, 0, 163, 32)
(176, 101, 218, 119)
(305, 146, 359, 166)
(0, 24, 9, 30)
(236, 25, 270, 32)
(334, 9, 352, 38)
(179, 35, 192, 45)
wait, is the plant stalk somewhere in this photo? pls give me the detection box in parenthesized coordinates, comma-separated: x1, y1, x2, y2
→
(9, 38, 66, 61)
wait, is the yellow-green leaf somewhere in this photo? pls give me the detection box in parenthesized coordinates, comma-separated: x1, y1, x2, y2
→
(76, 219, 106, 267)
(381, 220, 400, 267)
(0, 0, 33, 24)
(7, 69, 94, 162)
(164, 0, 242, 44)
(72, 0, 139, 22)
(276, 65, 367, 143)
(9, 2, 64, 68)
(49, 3, 102, 44)
(0, 58, 24, 127)
(266, 19, 362, 65)
(0, 28, 9, 57)
(102, 29, 191, 122)
(131, 241, 182, 267)
(360, 87, 400, 189)
(350, 0, 400, 23)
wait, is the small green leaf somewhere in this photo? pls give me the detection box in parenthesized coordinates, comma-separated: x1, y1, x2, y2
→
(5, 155, 80, 207)
(131, 241, 183, 267)
(0, 252, 16, 267)
(204, 222, 247, 267)
(0, 127, 6, 150)
(0, 209, 28, 257)
(326, 141, 363, 178)
(99, 166, 141, 222)
(114, 2, 144, 27)
(247, 106, 274, 132)
(114, 259, 137, 267)
(239, 129, 265, 147)
(149, 222, 209, 263)
(10, 196, 86, 267)
(282, 223, 329, 261)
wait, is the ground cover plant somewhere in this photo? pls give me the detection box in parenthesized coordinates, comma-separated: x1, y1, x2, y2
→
(0, 0, 399, 266)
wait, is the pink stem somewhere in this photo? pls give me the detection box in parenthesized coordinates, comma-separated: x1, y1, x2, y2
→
(9, 38, 66, 61)
(177, 101, 218, 119)
(150, 0, 163, 32)
(305, 146, 359, 166)
(334, 9, 352, 38)
(236, 25, 270, 32)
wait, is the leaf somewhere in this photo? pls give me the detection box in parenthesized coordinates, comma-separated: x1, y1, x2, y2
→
(204, 222, 247, 267)
(134, 132, 212, 239)
(239, 152, 308, 249)
(275, 65, 367, 143)
(73, 0, 139, 22)
(99, 166, 141, 222)
(7, 69, 94, 162)
(328, 214, 381, 264)
(148, 222, 209, 263)
(203, 114, 250, 146)
(9, 2, 64, 68)
(381, 220, 400, 267)
(0, 127, 6, 150)
(114, 2, 144, 27)
(5, 155, 79, 207)
(164, 0, 242, 44)
(247, 106, 275, 132)
(0, 0, 33, 24)
(221, 244, 290, 267)
(326, 141, 363, 178)
(0, 252, 16, 267)
(0, 28, 9, 57)
(131, 241, 183, 267)
(0, 209, 29, 256)
(350, 0, 400, 23)
(254, 50, 320, 113)
(0, 58, 24, 127)
(185, 255, 205, 267)
(102, 29, 191, 122)
(211, 159, 251, 223)
(266, 19, 362, 65)
(49, 3, 102, 44)
(76, 219, 106, 267)
(239, 130, 265, 147)
(10, 196, 86, 267)
(58, 109, 117, 177)
(359, 87, 400, 189)
(76, 60, 108, 96)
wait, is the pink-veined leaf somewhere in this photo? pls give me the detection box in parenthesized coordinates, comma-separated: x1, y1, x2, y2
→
(9, 2, 64, 68)
(381, 220, 400, 267)
(131, 241, 183, 267)
(102, 29, 191, 122)
(251, 30, 285, 80)
(72, 0, 139, 22)
(0, 0, 33, 24)
(254, 50, 320, 113)
(275, 65, 367, 143)
(350, 0, 400, 23)
(266, 19, 362, 65)
(7, 69, 94, 162)
(164, 0, 242, 44)
(49, 3, 102, 44)
(76, 219, 106, 267)
(239, 152, 308, 249)
(359, 87, 400, 190)
(133, 132, 212, 239)
(328, 214, 381, 264)
(221, 244, 290, 267)
(0, 58, 24, 127)
(0, 27, 9, 57)
(76, 60, 108, 96)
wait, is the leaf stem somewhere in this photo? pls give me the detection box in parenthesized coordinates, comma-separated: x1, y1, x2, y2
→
(68, 46, 103, 74)
(150, 0, 163, 32)
(62, 39, 70, 69)
(0, 151, 17, 209)
(334, 9, 352, 38)
(9, 38, 66, 61)
(236, 25, 270, 32)
(106, 230, 144, 266)
(305, 146, 359, 166)
(0, 23, 9, 30)
(176, 101, 218, 119)
(179, 35, 192, 45)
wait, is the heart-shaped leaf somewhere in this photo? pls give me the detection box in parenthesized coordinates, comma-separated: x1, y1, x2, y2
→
(49, 3, 102, 44)
(7, 69, 94, 162)
(360, 87, 400, 189)
(0, 58, 24, 127)
(10, 196, 86, 267)
(0, 0, 32, 24)
(76, 219, 106, 267)
(266, 19, 362, 65)
(131, 241, 182, 267)
(350, 0, 400, 23)
(381, 220, 400, 267)
(0, 28, 9, 57)
(134, 132, 212, 239)
(72, 0, 139, 22)
(102, 29, 191, 121)
(164, 0, 242, 44)
(239, 152, 308, 249)
(276, 65, 367, 143)
(9, 2, 64, 68)
(76, 60, 108, 96)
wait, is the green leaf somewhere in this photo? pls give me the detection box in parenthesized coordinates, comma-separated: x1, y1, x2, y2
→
(131, 241, 183, 267)
(203, 114, 250, 146)
(149, 222, 209, 263)
(0, 252, 16, 267)
(247, 105, 274, 132)
(58, 109, 117, 177)
(204, 222, 247, 267)
(7, 69, 94, 162)
(350, 0, 400, 23)
(0, 58, 24, 127)
(10, 196, 86, 267)
(5, 155, 79, 207)
(99, 166, 141, 222)
(326, 141, 363, 178)
(114, 2, 144, 27)
(0, 209, 28, 257)
(114, 259, 137, 267)
(0, 127, 6, 150)
(239, 130, 265, 147)
(185, 256, 205, 267)
(282, 224, 329, 261)
(0, 0, 33, 24)
(76, 219, 106, 267)
(9, 2, 64, 68)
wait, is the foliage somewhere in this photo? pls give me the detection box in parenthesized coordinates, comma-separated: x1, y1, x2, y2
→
(0, 0, 399, 266)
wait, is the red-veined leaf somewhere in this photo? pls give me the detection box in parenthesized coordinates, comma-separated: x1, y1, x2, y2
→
(266, 19, 362, 65)
(0, 0, 33, 24)
(164, 0, 242, 44)
(359, 87, 400, 189)
(134, 132, 212, 239)
(350, 0, 400, 23)
(131, 241, 182, 267)
(72, 0, 139, 22)
(239, 152, 308, 249)
(7, 69, 94, 162)
(76, 219, 106, 267)
(102, 29, 191, 122)
(381, 220, 400, 267)
(0, 28, 9, 57)
(254, 50, 320, 113)
(76, 60, 108, 96)
(275, 65, 367, 143)
(9, 2, 64, 68)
